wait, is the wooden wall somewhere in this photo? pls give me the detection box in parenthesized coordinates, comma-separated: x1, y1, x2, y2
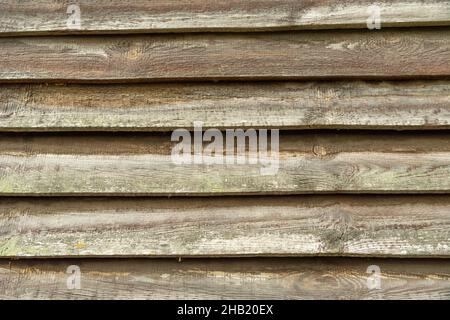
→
(0, 0, 449, 300)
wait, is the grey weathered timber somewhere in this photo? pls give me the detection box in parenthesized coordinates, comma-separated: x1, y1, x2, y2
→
(0, 81, 449, 131)
(0, 132, 449, 195)
(0, 0, 449, 36)
(0, 196, 450, 257)
(0, 29, 450, 82)
(1, 258, 449, 299)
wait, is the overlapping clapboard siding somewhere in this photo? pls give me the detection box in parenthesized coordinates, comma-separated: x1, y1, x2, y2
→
(0, 0, 449, 300)
(0, 0, 449, 35)
(0, 196, 449, 258)
(0, 132, 449, 195)
(0, 29, 449, 82)
(1, 81, 449, 131)
(1, 258, 450, 300)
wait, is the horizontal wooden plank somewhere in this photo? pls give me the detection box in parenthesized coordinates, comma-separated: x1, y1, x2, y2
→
(0, 196, 449, 258)
(0, 0, 449, 36)
(0, 132, 449, 195)
(1, 81, 449, 131)
(1, 29, 450, 82)
(1, 258, 449, 299)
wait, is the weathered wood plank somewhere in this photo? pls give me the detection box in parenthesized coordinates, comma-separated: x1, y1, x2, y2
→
(1, 29, 450, 82)
(0, 196, 449, 258)
(0, 132, 449, 195)
(0, 0, 449, 36)
(1, 81, 449, 131)
(1, 258, 449, 299)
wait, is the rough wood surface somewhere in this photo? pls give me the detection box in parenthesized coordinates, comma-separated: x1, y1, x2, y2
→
(1, 258, 449, 299)
(1, 29, 450, 82)
(0, 132, 449, 195)
(0, 0, 449, 36)
(1, 81, 449, 131)
(0, 196, 449, 258)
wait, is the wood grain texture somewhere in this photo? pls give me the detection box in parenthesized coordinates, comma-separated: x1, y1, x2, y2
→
(1, 29, 450, 82)
(0, 196, 450, 258)
(1, 81, 449, 131)
(0, 0, 449, 36)
(1, 258, 449, 299)
(0, 132, 449, 195)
